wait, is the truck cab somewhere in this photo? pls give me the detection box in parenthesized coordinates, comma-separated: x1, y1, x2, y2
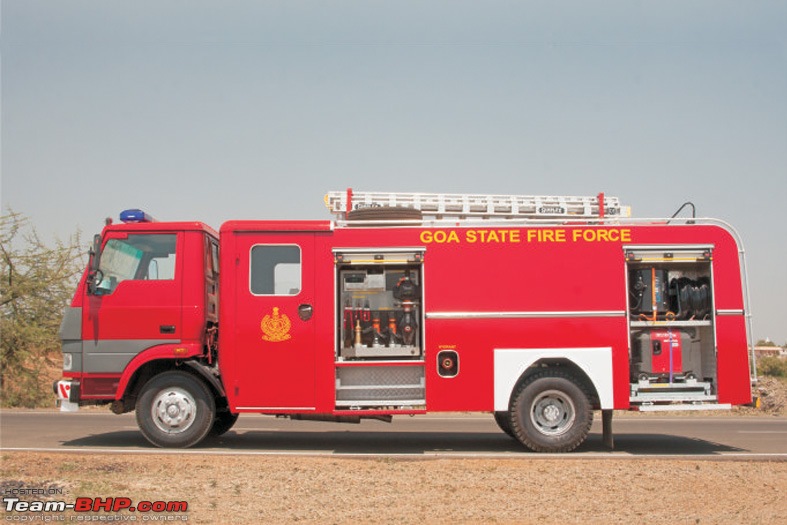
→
(57, 211, 219, 418)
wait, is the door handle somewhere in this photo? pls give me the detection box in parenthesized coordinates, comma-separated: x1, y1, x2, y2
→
(298, 304, 313, 321)
(160, 325, 176, 334)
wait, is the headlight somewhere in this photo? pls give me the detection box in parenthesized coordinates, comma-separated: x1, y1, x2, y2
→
(63, 353, 73, 371)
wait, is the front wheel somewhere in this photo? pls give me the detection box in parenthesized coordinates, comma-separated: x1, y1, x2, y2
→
(211, 410, 239, 436)
(136, 371, 215, 448)
(509, 370, 593, 453)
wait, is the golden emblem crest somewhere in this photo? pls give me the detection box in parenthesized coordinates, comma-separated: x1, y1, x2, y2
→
(260, 307, 292, 342)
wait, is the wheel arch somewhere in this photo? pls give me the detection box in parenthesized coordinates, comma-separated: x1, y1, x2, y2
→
(115, 358, 223, 414)
(494, 348, 614, 412)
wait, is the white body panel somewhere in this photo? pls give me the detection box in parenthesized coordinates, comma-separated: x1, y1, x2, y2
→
(493, 348, 614, 411)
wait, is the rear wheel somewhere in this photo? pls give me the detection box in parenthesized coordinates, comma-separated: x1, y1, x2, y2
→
(509, 370, 593, 453)
(136, 371, 215, 448)
(493, 411, 516, 439)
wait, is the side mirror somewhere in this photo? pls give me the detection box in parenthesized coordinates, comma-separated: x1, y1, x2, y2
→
(87, 234, 103, 295)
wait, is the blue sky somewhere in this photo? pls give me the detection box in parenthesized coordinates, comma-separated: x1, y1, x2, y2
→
(2, 1, 786, 343)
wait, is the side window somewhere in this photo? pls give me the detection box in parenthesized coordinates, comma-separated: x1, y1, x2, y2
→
(250, 245, 301, 296)
(205, 237, 220, 280)
(211, 241, 220, 278)
(97, 234, 177, 293)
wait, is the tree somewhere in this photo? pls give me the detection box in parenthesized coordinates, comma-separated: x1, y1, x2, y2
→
(0, 212, 85, 407)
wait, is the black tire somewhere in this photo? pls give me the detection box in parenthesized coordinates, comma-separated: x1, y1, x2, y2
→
(509, 370, 593, 453)
(136, 371, 215, 448)
(210, 410, 239, 436)
(493, 411, 516, 439)
(346, 206, 423, 223)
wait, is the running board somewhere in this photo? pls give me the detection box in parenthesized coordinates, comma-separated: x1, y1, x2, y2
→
(632, 403, 732, 412)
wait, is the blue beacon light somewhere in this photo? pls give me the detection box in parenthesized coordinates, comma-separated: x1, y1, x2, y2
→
(119, 209, 155, 223)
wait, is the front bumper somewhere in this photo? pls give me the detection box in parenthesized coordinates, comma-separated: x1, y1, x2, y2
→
(53, 379, 80, 411)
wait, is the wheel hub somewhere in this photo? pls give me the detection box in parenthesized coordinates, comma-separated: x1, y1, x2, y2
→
(530, 389, 577, 436)
(152, 387, 196, 434)
(542, 404, 561, 423)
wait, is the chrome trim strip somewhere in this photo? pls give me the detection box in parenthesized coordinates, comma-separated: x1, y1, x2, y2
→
(426, 310, 625, 320)
(624, 244, 714, 252)
(236, 407, 316, 411)
(332, 247, 426, 254)
(717, 309, 745, 316)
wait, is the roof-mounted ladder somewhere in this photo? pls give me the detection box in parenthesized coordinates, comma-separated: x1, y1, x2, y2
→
(325, 189, 630, 221)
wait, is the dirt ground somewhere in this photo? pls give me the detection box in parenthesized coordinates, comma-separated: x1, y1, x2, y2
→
(749, 376, 787, 415)
(1, 451, 786, 524)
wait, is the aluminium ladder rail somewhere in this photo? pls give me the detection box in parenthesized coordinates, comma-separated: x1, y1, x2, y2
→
(325, 189, 630, 220)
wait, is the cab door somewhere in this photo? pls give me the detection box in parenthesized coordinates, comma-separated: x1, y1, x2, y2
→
(231, 232, 317, 410)
(82, 232, 182, 395)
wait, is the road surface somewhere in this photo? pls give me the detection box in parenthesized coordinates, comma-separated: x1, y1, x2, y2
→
(1, 410, 786, 458)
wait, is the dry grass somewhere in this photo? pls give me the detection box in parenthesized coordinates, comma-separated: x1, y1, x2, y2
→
(1, 452, 786, 524)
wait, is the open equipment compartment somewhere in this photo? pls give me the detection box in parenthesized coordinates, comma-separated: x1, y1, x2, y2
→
(333, 249, 426, 409)
(625, 246, 718, 406)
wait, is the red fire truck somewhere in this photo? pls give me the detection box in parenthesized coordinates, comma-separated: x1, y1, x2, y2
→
(55, 190, 755, 452)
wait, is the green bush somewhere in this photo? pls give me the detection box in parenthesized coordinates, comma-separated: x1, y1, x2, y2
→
(757, 356, 787, 378)
(1, 212, 84, 407)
